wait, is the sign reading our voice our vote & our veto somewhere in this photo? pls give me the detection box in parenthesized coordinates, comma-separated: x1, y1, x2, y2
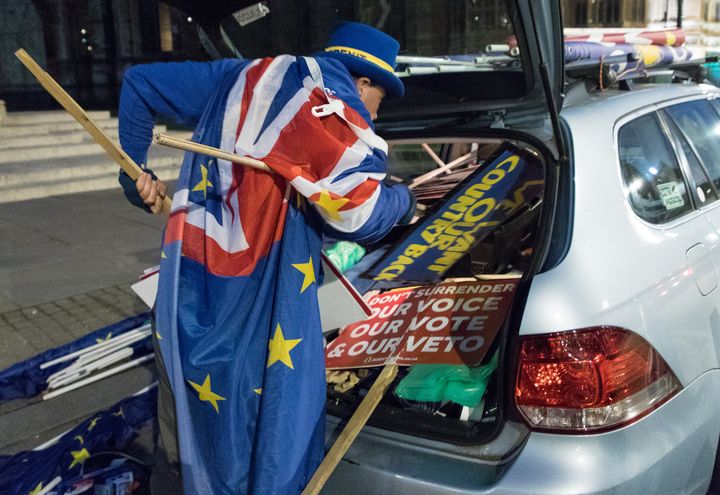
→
(325, 279, 518, 369)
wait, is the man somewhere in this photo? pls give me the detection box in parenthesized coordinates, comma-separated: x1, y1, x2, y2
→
(118, 22, 413, 494)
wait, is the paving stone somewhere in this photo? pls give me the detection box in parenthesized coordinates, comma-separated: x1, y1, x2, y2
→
(0, 326, 32, 369)
(55, 299, 76, 309)
(37, 302, 62, 315)
(48, 313, 83, 330)
(3, 310, 24, 322)
(21, 308, 41, 319)
(9, 321, 55, 353)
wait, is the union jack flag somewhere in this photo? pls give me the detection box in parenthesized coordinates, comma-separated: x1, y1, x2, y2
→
(154, 55, 412, 494)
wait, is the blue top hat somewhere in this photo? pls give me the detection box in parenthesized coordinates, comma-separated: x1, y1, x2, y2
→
(318, 22, 404, 99)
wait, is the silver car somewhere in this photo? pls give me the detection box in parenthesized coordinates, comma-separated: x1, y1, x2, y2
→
(323, 85, 720, 495)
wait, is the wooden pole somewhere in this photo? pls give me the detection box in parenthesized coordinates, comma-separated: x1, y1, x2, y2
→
(409, 151, 475, 190)
(154, 135, 427, 218)
(421, 142, 449, 172)
(154, 133, 273, 173)
(302, 363, 399, 495)
(14, 49, 172, 214)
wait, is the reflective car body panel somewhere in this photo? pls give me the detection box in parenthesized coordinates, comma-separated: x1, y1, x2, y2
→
(324, 370, 720, 494)
(522, 84, 720, 387)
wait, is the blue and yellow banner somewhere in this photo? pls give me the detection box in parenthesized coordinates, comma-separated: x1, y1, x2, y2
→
(364, 144, 543, 284)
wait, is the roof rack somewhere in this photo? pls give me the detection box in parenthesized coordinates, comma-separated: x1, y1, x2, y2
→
(565, 54, 719, 90)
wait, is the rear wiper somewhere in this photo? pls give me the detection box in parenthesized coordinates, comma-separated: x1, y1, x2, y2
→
(395, 54, 520, 76)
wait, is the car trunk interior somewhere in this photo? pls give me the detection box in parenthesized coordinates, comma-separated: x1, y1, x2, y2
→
(323, 135, 549, 445)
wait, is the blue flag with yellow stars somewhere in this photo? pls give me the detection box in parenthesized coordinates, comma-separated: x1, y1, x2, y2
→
(0, 386, 156, 494)
(158, 196, 326, 494)
(148, 55, 414, 494)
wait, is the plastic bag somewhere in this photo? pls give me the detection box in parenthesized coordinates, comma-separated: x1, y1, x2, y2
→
(324, 241, 366, 273)
(394, 351, 498, 407)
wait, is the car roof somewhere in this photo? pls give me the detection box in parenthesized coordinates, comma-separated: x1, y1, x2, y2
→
(561, 83, 720, 127)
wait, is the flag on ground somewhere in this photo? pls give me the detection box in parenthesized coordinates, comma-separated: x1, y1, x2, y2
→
(0, 313, 151, 402)
(0, 386, 156, 494)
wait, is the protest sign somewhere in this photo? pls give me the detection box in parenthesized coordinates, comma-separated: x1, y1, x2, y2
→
(363, 143, 543, 284)
(325, 279, 517, 369)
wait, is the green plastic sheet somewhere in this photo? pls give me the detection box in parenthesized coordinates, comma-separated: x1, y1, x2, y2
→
(324, 241, 366, 273)
(394, 351, 499, 407)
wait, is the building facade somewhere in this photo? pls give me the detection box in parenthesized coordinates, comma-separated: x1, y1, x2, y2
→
(3, 0, 720, 111)
(0, 0, 206, 110)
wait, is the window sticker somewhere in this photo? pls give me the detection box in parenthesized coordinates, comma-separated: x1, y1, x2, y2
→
(657, 182, 685, 210)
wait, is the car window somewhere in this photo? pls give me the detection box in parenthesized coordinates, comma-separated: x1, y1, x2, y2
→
(618, 113, 692, 224)
(661, 111, 719, 206)
(386, 143, 445, 182)
(664, 100, 720, 196)
(220, 1, 519, 62)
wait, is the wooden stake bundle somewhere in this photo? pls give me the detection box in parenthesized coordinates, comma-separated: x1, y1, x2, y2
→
(17, 49, 401, 493)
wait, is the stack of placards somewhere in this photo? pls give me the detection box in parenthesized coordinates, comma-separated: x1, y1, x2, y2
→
(412, 165, 481, 203)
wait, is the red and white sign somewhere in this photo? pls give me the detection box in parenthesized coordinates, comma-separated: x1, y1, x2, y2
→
(325, 279, 517, 369)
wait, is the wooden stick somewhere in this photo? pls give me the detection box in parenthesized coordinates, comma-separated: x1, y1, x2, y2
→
(155, 135, 428, 217)
(409, 151, 475, 190)
(302, 363, 399, 495)
(421, 142, 448, 172)
(154, 133, 273, 173)
(14, 49, 172, 214)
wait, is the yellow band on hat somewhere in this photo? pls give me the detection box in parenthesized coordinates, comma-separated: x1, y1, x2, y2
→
(324, 45, 395, 73)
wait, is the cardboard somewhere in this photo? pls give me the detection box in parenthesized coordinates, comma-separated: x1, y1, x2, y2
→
(325, 279, 517, 369)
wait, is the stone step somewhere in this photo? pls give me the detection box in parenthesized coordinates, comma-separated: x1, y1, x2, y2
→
(0, 144, 186, 203)
(0, 126, 174, 163)
(3, 110, 111, 126)
(0, 142, 117, 164)
(0, 119, 118, 138)
(0, 125, 168, 151)
(0, 152, 181, 187)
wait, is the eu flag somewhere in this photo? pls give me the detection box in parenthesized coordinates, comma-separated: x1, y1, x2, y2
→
(153, 55, 412, 493)
(0, 387, 156, 494)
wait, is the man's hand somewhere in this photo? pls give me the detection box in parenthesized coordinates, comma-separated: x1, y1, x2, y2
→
(136, 171, 168, 214)
(119, 168, 166, 214)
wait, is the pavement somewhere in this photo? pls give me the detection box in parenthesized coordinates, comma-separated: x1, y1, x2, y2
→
(0, 159, 181, 455)
(0, 186, 169, 368)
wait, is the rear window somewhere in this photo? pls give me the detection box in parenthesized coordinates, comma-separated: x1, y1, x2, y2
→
(618, 113, 692, 224)
(217, 0, 527, 108)
(220, 1, 519, 61)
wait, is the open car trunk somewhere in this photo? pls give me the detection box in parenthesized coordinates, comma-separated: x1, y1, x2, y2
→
(320, 132, 551, 465)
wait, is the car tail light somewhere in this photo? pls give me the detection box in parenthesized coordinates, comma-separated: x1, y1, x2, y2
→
(515, 326, 681, 433)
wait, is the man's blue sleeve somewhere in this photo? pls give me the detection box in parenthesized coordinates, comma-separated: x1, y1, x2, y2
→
(314, 57, 415, 245)
(118, 59, 245, 166)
